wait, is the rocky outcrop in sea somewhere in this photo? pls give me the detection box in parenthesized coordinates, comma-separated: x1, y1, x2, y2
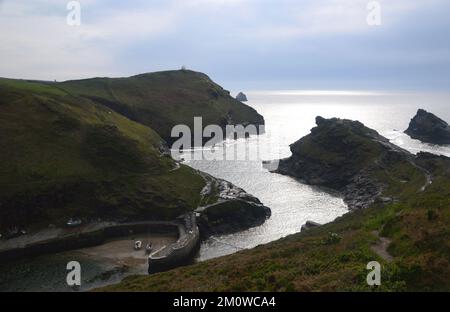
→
(273, 116, 416, 210)
(405, 109, 450, 145)
(236, 92, 248, 102)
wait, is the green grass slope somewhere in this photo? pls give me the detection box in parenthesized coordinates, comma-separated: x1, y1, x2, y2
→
(58, 70, 264, 144)
(99, 121, 450, 291)
(101, 155, 450, 291)
(0, 78, 207, 231)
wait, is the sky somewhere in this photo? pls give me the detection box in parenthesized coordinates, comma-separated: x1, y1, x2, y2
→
(1, 0, 450, 91)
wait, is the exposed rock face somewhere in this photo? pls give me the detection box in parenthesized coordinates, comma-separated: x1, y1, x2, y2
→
(236, 92, 248, 102)
(196, 173, 271, 235)
(275, 116, 414, 210)
(405, 109, 450, 145)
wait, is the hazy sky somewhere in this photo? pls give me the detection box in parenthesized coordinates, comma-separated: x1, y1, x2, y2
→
(1, 0, 450, 91)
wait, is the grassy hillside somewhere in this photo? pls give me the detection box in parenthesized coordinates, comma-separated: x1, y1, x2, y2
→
(99, 120, 450, 292)
(58, 70, 264, 144)
(100, 154, 449, 291)
(0, 76, 215, 231)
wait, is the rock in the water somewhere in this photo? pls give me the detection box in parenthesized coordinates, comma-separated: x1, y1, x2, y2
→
(405, 109, 450, 145)
(236, 92, 248, 102)
(301, 220, 321, 232)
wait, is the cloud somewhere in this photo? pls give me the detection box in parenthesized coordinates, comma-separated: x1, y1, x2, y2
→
(0, 0, 183, 80)
(0, 0, 449, 90)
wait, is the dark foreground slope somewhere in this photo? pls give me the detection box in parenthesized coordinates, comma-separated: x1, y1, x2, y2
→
(58, 70, 264, 144)
(100, 118, 450, 291)
(0, 73, 268, 234)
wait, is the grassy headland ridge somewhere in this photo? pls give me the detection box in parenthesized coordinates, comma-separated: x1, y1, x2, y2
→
(58, 70, 264, 144)
(99, 117, 450, 291)
(0, 70, 266, 233)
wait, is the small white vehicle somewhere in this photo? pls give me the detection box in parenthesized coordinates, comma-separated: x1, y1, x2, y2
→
(134, 240, 143, 250)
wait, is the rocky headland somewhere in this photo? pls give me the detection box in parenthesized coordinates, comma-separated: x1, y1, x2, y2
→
(196, 173, 271, 236)
(274, 116, 429, 210)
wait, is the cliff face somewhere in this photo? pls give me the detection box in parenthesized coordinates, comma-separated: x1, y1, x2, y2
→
(275, 116, 418, 209)
(405, 109, 450, 145)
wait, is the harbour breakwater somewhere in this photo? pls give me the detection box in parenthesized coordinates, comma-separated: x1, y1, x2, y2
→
(0, 216, 199, 274)
(148, 213, 200, 273)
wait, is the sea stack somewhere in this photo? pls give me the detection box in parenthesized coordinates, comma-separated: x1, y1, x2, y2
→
(236, 92, 248, 102)
(405, 109, 450, 145)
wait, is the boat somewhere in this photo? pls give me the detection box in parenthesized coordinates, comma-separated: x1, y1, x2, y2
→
(145, 243, 153, 253)
(134, 240, 142, 250)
